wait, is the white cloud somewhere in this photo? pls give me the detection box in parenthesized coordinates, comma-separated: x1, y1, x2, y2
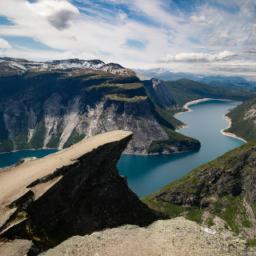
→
(190, 15, 206, 23)
(0, 0, 255, 79)
(165, 51, 237, 63)
(26, 0, 79, 30)
(0, 38, 11, 49)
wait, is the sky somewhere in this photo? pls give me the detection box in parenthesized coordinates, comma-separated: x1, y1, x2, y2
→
(0, 0, 255, 80)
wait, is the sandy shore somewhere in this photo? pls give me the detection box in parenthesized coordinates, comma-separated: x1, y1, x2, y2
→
(183, 98, 232, 112)
(184, 98, 213, 112)
(221, 115, 247, 143)
(175, 98, 231, 129)
(175, 98, 232, 118)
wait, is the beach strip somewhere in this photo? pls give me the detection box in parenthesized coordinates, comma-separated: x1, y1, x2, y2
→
(221, 115, 247, 143)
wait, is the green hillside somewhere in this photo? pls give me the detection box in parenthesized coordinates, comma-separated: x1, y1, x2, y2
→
(227, 98, 256, 141)
(164, 79, 255, 106)
(144, 142, 256, 245)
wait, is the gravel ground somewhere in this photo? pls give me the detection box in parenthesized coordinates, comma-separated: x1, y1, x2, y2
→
(43, 217, 248, 256)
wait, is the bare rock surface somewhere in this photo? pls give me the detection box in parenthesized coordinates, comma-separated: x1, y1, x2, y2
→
(43, 217, 247, 256)
(0, 130, 133, 226)
(0, 131, 156, 254)
(0, 239, 32, 256)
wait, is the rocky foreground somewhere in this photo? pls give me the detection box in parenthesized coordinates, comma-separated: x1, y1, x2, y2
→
(145, 141, 256, 254)
(1, 131, 255, 255)
(43, 217, 246, 256)
(0, 131, 156, 255)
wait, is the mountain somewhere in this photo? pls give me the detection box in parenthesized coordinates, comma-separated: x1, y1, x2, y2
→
(137, 68, 256, 89)
(0, 57, 254, 155)
(0, 131, 157, 254)
(226, 98, 256, 141)
(145, 142, 256, 249)
(145, 78, 252, 108)
(0, 58, 202, 155)
(0, 57, 134, 76)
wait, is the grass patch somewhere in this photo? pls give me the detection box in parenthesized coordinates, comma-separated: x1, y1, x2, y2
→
(143, 198, 184, 219)
(143, 198, 203, 224)
(88, 82, 143, 91)
(211, 196, 251, 234)
(206, 217, 214, 227)
(105, 94, 147, 103)
(247, 239, 256, 248)
(186, 208, 203, 223)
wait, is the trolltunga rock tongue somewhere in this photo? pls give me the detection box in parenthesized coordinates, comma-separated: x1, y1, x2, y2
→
(0, 130, 156, 254)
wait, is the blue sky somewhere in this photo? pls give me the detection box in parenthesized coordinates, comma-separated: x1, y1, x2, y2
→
(0, 0, 255, 79)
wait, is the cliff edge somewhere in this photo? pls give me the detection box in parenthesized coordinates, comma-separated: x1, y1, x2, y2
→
(42, 217, 246, 256)
(0, 130, 157, 255)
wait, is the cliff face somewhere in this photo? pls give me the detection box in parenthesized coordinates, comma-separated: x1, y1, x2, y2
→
(145, 142, 256, 243)
(1, 58, 254, 155)
(0, 131, 157, 254)
(0, 58, 201, 155)
(144, 78, 254, 108)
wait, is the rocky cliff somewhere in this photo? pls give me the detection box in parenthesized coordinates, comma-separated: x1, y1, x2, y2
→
(42, 217, 247, 256)
(1, 58, 255, 155)
(0, 131, 157, 255)
(145, 142, 256, 249)
(0, 57, 201, 155)
(144, 78, 254, 108)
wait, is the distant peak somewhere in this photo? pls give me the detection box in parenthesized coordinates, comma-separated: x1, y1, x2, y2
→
(0, 57, 135, 76)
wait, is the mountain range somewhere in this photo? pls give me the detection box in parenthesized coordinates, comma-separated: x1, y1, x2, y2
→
(1, 57, 256, 255)
(0, 57, 254, 155)
(137, 68, 256, 89)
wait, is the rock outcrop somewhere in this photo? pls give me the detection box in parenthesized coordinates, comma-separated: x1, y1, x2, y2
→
(0, 58, 254, 155)
(145, 142, 256, 245)
(0, 58, 200, 155)
(42, 217, 247, 256)
(0, 131, 157, 255)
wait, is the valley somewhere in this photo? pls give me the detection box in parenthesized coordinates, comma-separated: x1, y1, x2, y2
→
(0, 57, 256, 255)
(0, 57, 253, 156)
(0, 58, 202, 155)
(1, 1, 256, 255)
(144, 140, 256, 247)
(1, 99, 245, 197)
(119, 99, 245, 196)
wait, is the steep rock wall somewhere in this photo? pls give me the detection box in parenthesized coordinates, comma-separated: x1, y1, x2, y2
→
(0, 131, 157, 254)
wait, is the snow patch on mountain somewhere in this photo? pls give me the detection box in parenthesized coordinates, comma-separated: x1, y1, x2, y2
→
(0, 58, 133, 76)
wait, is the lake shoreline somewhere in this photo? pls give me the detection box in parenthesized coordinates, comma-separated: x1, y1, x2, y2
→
(175, 98, 246, 144)
(221, 115, 247, 143)
(183, 98, 232, 112)
(0, 147, 57, 155)
(1, 101, 245, 196)
(175, 98, 231, 129)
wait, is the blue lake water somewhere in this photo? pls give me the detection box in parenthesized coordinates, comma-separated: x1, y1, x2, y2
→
(0, 100, 245, 197)
(0, 149, 57, 168)
(118, 100, 244, 196)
